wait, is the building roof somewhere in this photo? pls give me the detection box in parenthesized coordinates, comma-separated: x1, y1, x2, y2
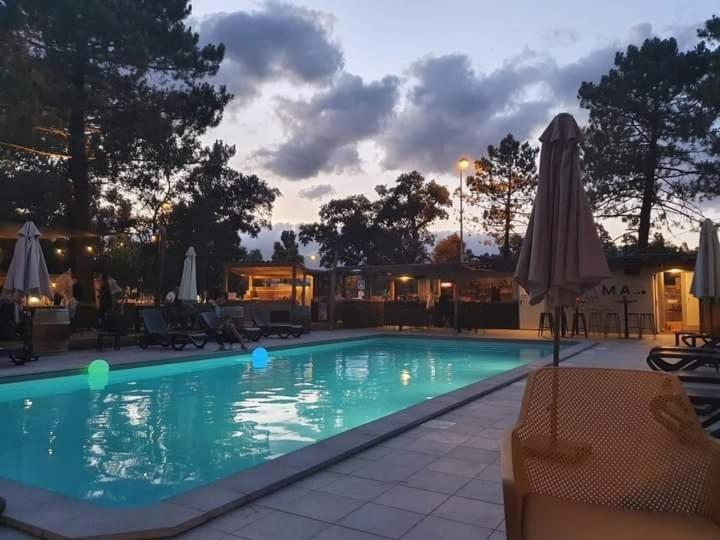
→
(225, 261, 313, 277)
(334, 262, 494, 279)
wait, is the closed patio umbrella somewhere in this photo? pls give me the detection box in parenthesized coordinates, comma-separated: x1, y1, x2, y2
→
(515, 113, 610, 365)
(1, 221, 53, 301)
(690, 219, 720, 333)
(178, 246, 198, 302)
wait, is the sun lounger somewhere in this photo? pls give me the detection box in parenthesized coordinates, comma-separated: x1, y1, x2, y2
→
(646, 346, 720, 372)
(139, 308, 207, 351)
(199, 312, 262, 345)
(251, 308, 303, 338)
(501, 367, 720, 540)
(674, 371, 720, 438)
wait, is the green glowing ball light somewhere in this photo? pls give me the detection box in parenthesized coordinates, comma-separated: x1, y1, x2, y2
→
(87, 359, 110, 390)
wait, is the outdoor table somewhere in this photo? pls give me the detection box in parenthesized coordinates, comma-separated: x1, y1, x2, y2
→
(613, 296, 638, 339)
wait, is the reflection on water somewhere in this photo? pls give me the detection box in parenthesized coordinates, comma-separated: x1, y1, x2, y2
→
(0, 338, 551, 506)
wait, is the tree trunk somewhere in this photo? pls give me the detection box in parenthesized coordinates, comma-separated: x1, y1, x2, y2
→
(502, 174, 513, 260)
(67, 47, 93, 302)
(637, 134, 658, 249)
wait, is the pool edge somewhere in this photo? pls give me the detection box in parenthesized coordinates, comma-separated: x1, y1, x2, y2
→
(0, 336, 595, 539)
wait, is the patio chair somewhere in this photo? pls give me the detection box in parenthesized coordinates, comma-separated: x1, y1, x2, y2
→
(138, 308, 207, 351)
(96, 312, 129, 352)
(0, 304, 37, 365)
(501, 367, 720, 540)
(251, 308, 303, 338)
(646, 346, 720, 372)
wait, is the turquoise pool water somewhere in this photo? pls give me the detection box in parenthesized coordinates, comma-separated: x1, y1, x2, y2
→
(0, 337, 552, 507)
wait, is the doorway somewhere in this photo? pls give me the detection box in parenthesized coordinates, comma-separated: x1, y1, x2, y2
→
(655, 270, 699, 332)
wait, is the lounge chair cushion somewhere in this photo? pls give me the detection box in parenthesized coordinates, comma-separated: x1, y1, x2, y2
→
(523, 494, 719, 540)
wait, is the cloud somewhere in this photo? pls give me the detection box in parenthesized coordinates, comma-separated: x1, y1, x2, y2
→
(256, 72, 400, 179)
(199, 2, 344, 103)
(542, 28, 580, 46)
(299, 184, 335, 200)
(379, 38, 630, 173)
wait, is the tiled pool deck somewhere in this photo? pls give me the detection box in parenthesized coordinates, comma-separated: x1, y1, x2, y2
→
(0, 329, 671, 539)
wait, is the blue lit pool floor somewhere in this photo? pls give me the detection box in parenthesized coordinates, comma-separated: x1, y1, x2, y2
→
(0, 336, 555, 507)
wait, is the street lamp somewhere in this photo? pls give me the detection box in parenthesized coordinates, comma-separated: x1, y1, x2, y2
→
(457, 157, 470, 264)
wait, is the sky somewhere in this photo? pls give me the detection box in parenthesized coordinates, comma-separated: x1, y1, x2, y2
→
(189, 0, 718, 258)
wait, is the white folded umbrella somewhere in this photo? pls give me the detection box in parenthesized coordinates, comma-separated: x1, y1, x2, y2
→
(178, 246, 198, 302)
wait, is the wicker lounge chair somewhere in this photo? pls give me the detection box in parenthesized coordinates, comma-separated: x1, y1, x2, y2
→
(501, 367, 720, 540)
(251, 308, 303, 338)
(139, 308, 207, 351)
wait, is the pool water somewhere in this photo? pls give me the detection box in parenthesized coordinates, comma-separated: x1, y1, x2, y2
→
(0, 337, 553, 507)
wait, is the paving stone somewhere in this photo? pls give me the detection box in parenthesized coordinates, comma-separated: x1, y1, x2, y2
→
(339, 503, 425, 539)
(456, 479, 504, 504)
(400, 516, 494, 540)
(234, 509, 328, 540)
(402, 438, 458, 456)
(280, 490, 364, 522)
(431, 496, 505, 529)
(255, 486, 311, 510)
(327, 457, 373, 474)
(207, 505, 273, 534)
(373, 485, 449, 514)
(488, 530, 507, 540)
(404, 469, 470, 495)
(0, 528, 37, 540)
(321, 476, 393, 501)
(296, 471, 344, 490)
(311, 525, 388, 540)
(475, 463, 502, 482)
(419, 430, 472, 445)
(462, 435, 501, 450)
(444, 446, 499, 464)
(377, 449, 438, 470)
(425, 457, 489, 478)
(350, 459, 421, 482)
(173, 525, 228, 539)
(355, 445, 395, 461)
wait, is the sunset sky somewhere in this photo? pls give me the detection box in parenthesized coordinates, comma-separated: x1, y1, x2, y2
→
(190, 1, 717, 256)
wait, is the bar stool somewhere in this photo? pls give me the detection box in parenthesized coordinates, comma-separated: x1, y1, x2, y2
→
(538, 312, 555, 336)
(639, 313, 657, 336)
(589, 311, 604, 335)
(604, 312, 621, 337)
(571, 311, 588, 338)
(627, 313, 641, 337)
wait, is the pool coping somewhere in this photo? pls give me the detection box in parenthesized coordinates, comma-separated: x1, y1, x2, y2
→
(0, 334, 595, 539)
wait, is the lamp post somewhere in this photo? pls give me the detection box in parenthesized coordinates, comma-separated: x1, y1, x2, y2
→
(457, 157, 470, 263)
(154, 201, 172, 307)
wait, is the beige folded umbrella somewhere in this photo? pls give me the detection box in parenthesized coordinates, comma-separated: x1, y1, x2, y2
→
(515, 113, 610, 365)
(690, 219, 720, 333)
(1, 221, 53, 301)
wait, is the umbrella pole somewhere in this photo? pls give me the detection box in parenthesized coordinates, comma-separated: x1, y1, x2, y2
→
(553, 305, 561, 367)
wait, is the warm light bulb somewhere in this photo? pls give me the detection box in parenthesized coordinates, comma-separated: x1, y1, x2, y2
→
(457, 158, 470, 171)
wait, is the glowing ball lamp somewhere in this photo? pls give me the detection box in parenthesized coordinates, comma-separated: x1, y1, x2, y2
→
(88, 359, 110, 390)
(251, 347, 269, 369)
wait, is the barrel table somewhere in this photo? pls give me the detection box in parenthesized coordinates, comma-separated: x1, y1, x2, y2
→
(32, 307, 71, 353)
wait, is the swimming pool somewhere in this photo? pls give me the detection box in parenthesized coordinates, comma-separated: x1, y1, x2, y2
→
(0, 337, 554, 507)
